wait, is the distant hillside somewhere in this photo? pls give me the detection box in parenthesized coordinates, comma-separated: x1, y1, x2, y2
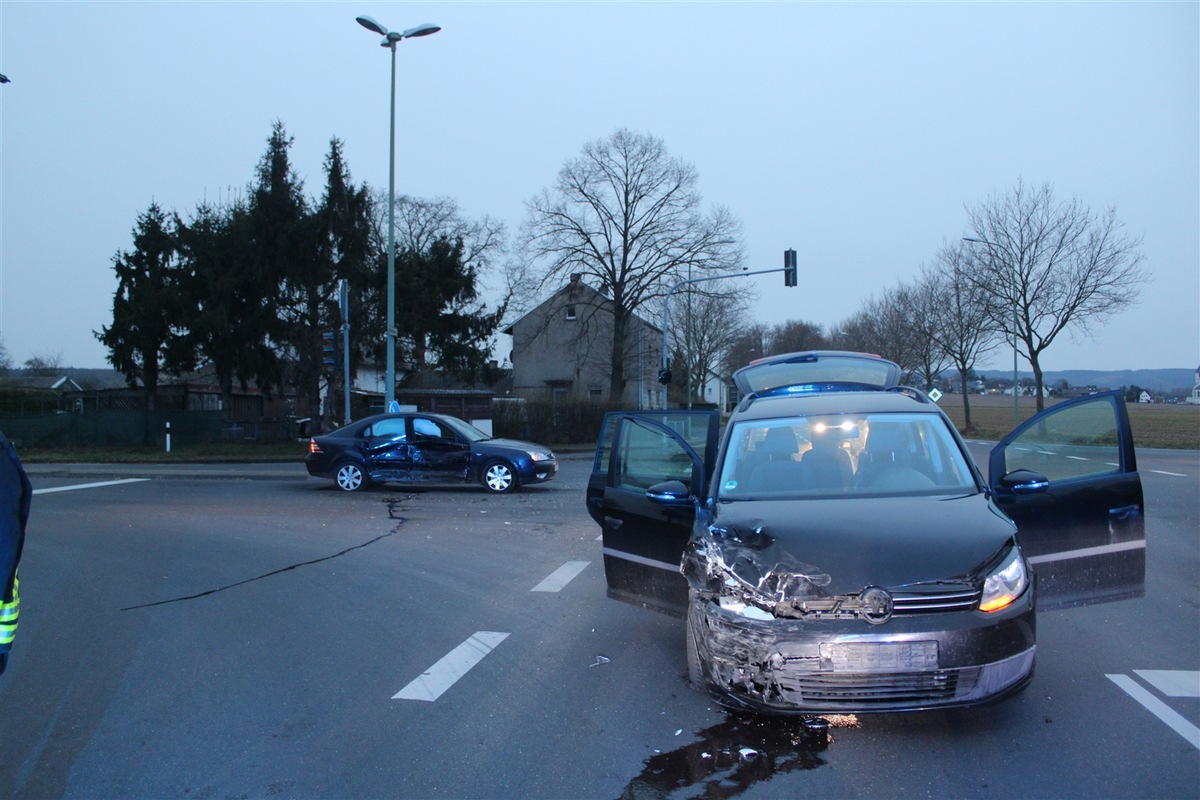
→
(976, 368, 1196, 395)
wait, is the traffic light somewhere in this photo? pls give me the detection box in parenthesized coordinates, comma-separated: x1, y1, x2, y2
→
(322, 332, 336, 366)
(784, 248, 797, 287)
(657, 368, 672, 386)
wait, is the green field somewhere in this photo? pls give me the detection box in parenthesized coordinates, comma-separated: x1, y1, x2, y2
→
(937, 393, 1200, 450)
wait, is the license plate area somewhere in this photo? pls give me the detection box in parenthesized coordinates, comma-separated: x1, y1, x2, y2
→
(820, 641, 938, 672)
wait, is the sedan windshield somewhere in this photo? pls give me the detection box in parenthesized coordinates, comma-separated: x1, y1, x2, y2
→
(717, 412, 978, 500)
(440, 416, 492, 443)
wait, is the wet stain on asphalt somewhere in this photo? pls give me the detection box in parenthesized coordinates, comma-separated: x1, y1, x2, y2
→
(618, 713, 848, 800)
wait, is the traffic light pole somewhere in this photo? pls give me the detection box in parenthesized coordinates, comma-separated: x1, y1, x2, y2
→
(660, 256, 796, 410)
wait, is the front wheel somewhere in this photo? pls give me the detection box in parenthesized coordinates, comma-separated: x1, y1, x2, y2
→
(335, 462, 368, 492)
(482, 460, 517, 494)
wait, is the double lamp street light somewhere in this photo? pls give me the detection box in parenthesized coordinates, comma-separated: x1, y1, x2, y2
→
(355, 15, 440, 409)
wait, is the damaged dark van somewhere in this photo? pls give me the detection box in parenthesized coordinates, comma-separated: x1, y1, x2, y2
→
(587, 351, 1144, 713)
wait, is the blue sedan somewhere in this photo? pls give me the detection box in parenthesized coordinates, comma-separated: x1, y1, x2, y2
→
(306, 412, 557, 494)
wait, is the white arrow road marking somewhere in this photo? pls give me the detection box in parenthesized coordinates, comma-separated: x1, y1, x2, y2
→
(393, 632, 509, 702)
(531, 561, 590, 592)
(1107, 672, 1200, 750)
(32, 478, 150, 495)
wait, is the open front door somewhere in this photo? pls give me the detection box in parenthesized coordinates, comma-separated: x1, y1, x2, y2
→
(989, 391, 1145, 611)
(587, 411, 719, 617)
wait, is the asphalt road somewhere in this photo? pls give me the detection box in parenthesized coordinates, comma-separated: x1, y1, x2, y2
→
(0, 446, 1196, 799)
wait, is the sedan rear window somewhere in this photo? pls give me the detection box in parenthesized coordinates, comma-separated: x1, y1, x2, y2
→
(717, 412, 977, 499)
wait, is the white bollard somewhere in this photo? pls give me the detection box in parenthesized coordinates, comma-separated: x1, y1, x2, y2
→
(166, 421, 171, 454)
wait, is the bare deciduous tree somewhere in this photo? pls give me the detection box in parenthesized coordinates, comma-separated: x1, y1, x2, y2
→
(725, 323, 769, 376)
(964, 180, 1147, 410)
(665, 277, 755, 407)
(768, 319, 827, 355)
(894, 276, 954, 391)
(925, 246, 1002, 431)
(366, 193, 512, 377)
(23, 351, 63, 376)
(518, 129, 744, 401)
(831, 289, 920, 380)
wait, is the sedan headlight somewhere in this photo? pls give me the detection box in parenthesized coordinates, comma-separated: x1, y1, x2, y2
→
(979, 548, 1028, 613)
(529, 450, 553, 462)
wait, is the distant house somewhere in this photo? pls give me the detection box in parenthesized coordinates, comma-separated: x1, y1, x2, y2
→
(4, 375, 84, 394)
(1189, 364, 1200, 405)
(692, 365, 731, 412)
(1138, 390, 1153, 404)
(503, 274, 663, 408)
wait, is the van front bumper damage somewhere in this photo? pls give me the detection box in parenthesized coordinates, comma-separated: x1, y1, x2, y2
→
(687, 591, 1036, 714)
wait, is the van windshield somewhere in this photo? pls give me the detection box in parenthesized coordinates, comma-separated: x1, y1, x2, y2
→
(716, 412, 978, 500)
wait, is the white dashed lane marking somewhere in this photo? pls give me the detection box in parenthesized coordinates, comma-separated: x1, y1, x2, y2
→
(393, 632, 510, 702)
(32, 478, 150, 495)
(531, 561, 590, 592)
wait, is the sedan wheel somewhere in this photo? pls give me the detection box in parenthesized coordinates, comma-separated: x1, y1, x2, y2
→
(482, 460, 517, 493)
(335, 462, 367, 492)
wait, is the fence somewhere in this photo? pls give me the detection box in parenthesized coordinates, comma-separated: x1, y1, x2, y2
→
(493, 398, 622, 445)
(0, 410, 251, 449)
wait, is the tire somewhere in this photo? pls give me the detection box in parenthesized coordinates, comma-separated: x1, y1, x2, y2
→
(335, 462, 368, 492)
(482, 460, 517, 494)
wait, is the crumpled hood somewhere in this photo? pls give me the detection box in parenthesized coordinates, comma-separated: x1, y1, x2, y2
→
(694, 493, 1015, 597)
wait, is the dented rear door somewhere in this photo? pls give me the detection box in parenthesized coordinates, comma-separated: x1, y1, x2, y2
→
(587, 411, 719, 617)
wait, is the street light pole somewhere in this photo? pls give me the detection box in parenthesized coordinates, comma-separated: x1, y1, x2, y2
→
(963, 237, 1020, 428)
(355, 16, 439, 410)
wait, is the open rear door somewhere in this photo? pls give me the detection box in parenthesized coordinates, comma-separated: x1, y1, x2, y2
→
(586, 411, 719, 617)
(989, 391, 1145, 611)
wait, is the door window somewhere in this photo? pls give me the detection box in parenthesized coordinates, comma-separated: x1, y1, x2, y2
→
(999, 396, 1121, 482)
(412, 417, 456, 441)
(616, 419, 695, 491)
(366, 418, 406, 440)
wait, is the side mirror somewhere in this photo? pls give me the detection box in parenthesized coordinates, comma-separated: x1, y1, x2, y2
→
(646, 479, 691, 504)
(1000, 469, 1050, 494)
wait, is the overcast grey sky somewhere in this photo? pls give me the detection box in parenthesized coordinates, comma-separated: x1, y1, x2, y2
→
(1, 1, 1196, 373)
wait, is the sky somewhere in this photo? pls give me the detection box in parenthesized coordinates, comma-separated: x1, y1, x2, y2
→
(1, 1, 1197, 373)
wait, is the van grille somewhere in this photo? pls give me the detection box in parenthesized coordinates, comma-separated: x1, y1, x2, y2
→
(892, 585, 980, 614)
(778, 667, 981, 708)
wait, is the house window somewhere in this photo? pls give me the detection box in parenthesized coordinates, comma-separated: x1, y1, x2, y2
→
(565, 304, 577, 321)
(589, 388, 603, 401)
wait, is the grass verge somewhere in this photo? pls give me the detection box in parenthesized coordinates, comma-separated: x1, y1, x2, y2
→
(937, 394, 1200, 449)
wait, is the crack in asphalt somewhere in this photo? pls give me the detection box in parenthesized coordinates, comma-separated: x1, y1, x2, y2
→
(121, 499, 409, 611)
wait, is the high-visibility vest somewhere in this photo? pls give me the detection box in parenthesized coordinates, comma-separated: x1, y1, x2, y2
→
(0, 571, 17, 648)
(0, 431, 30, 671)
